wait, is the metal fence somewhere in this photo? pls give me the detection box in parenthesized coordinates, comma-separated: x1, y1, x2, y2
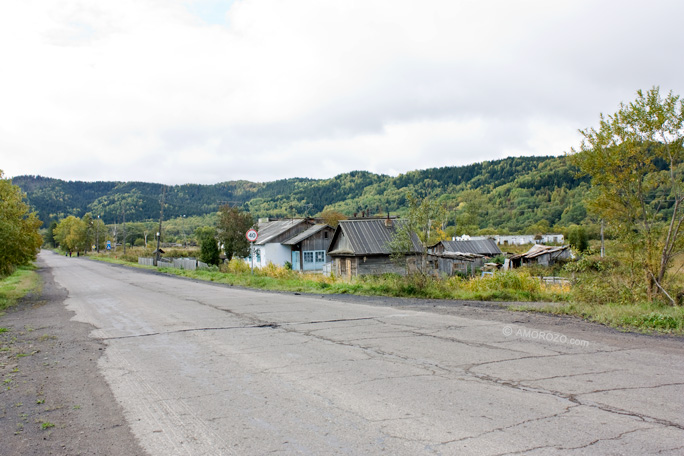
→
(138, 257, 209, 270)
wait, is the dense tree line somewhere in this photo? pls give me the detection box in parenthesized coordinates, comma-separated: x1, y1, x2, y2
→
(14, 156, 591, 234)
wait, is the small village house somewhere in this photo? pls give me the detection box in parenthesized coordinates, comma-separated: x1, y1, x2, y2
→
(282, 224, 335, 272)
(252, 219, 314, 268)
(327, 218, 422, 278)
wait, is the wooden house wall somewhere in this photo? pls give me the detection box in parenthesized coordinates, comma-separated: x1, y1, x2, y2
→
(333, 257, 358, 278)
(332, 255, 410, 277)
(432, 256, 484, 276)
(299, 228, 334, 252)
(268, 223, 312, 245)
(357, 256, 406, 276)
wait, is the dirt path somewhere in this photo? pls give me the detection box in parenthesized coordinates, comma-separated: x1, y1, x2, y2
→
(0, 259, 146, 456)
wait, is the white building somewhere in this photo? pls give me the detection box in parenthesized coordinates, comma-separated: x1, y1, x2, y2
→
(456, 234, 565, 246)
(250, 219, 313, 268)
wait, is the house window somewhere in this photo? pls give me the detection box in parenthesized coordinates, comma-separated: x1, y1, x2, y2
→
(315, 251, 325, 263)
(255, 249, 261, 263)
(324, 231, 329, 239)
(303, 251, 314, 263)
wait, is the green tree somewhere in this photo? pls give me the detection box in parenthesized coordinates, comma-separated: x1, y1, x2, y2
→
(569, 86, 684, 304)
(567, 225, 588, 253)
(199, 235, 220, 266)
(195, 226, 220, 266)
(45, 221, 58, 248)
(54, 216, 87, 253)
(216, 205, 253, 261)
(388, 193, 446, 275)
(0, 171, 43, 276)
(319, 210, 348, 228)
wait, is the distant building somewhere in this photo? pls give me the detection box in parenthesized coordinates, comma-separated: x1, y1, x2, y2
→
(457, 234, 565, 246)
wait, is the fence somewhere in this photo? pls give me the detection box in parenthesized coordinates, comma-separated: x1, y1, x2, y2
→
(138, 257, 209, 270)
(540, 276, 571, 285)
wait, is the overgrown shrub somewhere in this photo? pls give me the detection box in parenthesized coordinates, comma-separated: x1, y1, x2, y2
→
(465, 270, 542, 294)
(258, 262, 295, 279)
(220, 258, 251, 274)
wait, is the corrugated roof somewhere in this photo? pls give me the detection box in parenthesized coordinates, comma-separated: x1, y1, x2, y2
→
(282, 224, 330, 245)
(429, 252, 484, 261)
(510, 244, 570, 260)
(439, 240, 502, 256)
(256, 219, 306, 245)
(524, 245, 569, 259)
(328, 219, 422, 255)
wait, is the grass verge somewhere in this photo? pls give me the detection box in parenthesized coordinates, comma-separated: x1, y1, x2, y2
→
(513, 301, 684, 334)
(0, 266, 41, 314)
(85, 252, 683, 335)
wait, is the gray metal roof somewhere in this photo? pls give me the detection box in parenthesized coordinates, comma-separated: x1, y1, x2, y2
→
(438, 239, 502, 256)
(509, 244, 570, 260)
(328, 219, 422, 256)
(282, 224, 330, 245)
(429, 251, 484, 261)
(256, 219, 306, 245)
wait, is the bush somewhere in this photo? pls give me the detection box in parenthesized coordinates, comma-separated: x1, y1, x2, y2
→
(258, 262, 295, 279)
(199, 237, 220, 266)
(221, 259, 251, 274)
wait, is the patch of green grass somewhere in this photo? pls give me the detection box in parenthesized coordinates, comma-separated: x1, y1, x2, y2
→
(40, 421, 55, 430)
(519, 300, 684, 334)
(0, 266, 40, 312)
(96, 253, 684, 335)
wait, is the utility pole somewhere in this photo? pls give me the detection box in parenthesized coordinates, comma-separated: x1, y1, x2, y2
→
(122, 205, 127, 255)
(96, 215, 100, 253)
(600, 219, 605, 258)
(154, 187, 166, 266)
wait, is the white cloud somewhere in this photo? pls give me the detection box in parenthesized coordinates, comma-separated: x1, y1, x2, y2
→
(1, 0, 683, 184)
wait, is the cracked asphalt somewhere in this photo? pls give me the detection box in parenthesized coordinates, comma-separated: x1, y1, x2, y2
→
(38, 251, 684, 455)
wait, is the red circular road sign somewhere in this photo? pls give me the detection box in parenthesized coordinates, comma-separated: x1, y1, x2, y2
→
(246, 229, 258, 242)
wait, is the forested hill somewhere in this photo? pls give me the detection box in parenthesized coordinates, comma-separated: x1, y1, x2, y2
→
(13, 155, 591, 233)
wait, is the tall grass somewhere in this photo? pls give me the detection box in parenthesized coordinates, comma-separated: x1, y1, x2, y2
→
(87, 250, 684, 334)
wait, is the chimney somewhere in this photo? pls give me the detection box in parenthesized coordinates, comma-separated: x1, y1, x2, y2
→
(385, 213, 393, 228)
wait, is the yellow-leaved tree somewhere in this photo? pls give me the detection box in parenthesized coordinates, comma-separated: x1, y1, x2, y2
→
(0, 171, 43, 277)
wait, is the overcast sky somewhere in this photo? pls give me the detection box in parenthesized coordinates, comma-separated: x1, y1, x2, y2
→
(2, 0, 683, 185)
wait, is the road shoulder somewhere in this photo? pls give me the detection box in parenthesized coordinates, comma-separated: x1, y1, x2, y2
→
(0, 258, 146, 456)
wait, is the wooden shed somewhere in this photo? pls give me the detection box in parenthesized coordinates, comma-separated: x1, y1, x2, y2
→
(428, 239, 502, 257)
(509, 244, 573, 268)
(427, 251, 486, 277)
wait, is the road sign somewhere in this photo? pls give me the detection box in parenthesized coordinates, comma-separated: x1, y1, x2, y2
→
(246, 229, 258, 242)
(106, 240, 112, 250)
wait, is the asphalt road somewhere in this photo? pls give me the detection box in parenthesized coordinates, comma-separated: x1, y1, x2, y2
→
(42, 251, 684, 455)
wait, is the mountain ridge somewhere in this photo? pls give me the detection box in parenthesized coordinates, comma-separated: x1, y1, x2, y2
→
(12, 155, 590, 234)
